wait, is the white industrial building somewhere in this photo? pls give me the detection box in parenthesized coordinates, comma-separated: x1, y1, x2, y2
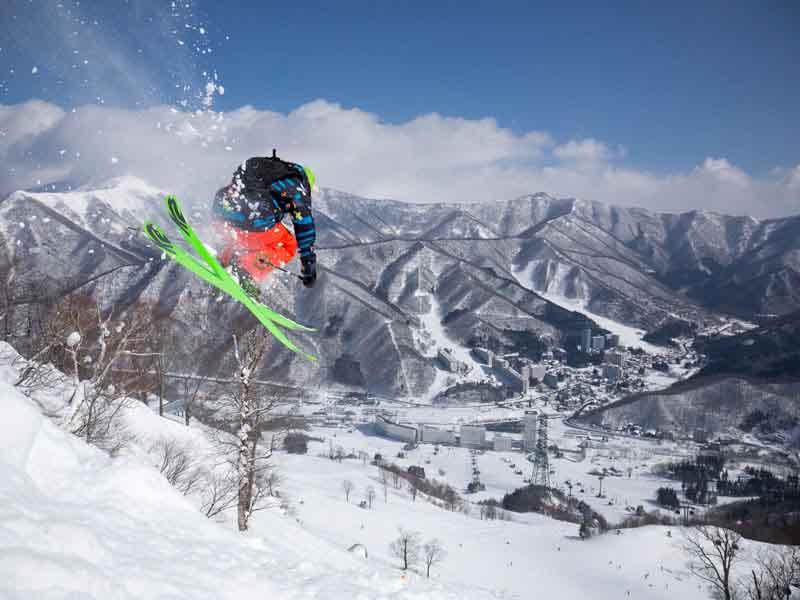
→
(420, 424, 456, 445)
(522, 411, 539, 451)
(460, 425, 487, 448)
(493, 434, 513, 452)
(374, 415, 418, 444)
(437, 348, 470, 375)
(528, 364, 546, 383)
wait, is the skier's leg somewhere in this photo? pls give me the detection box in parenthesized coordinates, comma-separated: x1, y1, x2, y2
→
(238, 224, 297, 282)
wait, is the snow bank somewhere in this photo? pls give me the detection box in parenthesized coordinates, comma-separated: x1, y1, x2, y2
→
(0, 344, 496, 599)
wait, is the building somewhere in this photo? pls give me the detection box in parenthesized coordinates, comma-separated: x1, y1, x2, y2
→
(553, 348, 567, 363)
(420, 425, 456, 445)
(522, 411, 539, 451)
(492, 357, 528, 394)
(605, 350, 624, 366)
(543, 372, 559, 389)
(579, 328, 592, 352)
(592, 335, 606, 352)
(374, 415, 418, 444)
(472, 347, 494, 367)
(437, 348, 470, 375)
(603, 364, 622, 382)
(529, 364, 546, 383)
(605, 333, 620, 347)
(493, 434, 513, 452)
(693, 428, 709, 444)
(520, 366, 530, 394)
(460, 425, 487, 449)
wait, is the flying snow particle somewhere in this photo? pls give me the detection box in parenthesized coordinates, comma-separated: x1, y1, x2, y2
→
(31, 66, 38, 74)
(111, 157, 119, 164)
(225, 146, 233, 151)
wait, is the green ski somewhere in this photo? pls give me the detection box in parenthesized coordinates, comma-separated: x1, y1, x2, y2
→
(143, 196, 318, 362)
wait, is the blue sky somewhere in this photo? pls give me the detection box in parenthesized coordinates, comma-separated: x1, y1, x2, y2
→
(3, 1, 798, 174)
(211, 0, 799, 175)
(1, 1, 799, 215)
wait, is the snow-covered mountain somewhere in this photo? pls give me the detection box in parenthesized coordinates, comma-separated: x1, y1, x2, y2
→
(2, 177, 799, 396)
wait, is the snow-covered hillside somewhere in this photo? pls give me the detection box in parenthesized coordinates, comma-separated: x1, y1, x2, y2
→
(1, 341, 777, 600)
(0, 343, 494, 600)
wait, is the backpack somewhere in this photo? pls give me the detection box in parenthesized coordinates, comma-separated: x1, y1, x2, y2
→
(233, 149, 306, 196)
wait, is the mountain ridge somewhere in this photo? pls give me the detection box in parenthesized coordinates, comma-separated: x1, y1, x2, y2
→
(2, 176, 799, 397)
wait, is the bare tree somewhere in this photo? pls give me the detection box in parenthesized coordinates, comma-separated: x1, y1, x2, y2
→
(740, 547, 800, 600)
(40, 295, 156, 452)
(423, 539, 446, 578)
(264, 466, 282, 498)
(199, 468, 239, 519)
(683, 525, 741, 600)
(366, 485, 376, 508)
(177, 372, 208, 427)
(342, 479, 355, 503)
(392, 469, 401, 489)
(233, 331, 270, 531)
(597, 468, 607, 498)
(389, 528, 421, 571)
(211, 330, 291, 531)
(150, 438, 202, 495)
(408, 480, 418, 502)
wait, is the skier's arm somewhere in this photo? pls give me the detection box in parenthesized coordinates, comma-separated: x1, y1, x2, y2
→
(287, 181, 316, 287)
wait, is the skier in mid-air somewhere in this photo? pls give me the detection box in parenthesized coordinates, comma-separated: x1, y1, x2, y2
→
(213, 150, 317, 298)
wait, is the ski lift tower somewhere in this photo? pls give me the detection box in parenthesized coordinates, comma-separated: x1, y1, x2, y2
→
(531, 414, 550, 488)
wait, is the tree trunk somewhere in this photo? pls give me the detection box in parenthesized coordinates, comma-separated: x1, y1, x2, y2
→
(157, 355, 165, 417)
(237, 397, 252, 531)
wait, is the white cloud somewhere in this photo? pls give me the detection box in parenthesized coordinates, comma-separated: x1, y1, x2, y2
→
(0, 99, 798, 219)
(553, 138, 620, 165)
(694, 157, 750, 187)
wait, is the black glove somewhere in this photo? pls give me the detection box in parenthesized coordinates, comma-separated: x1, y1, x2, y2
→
(300, 253, 317, 288)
